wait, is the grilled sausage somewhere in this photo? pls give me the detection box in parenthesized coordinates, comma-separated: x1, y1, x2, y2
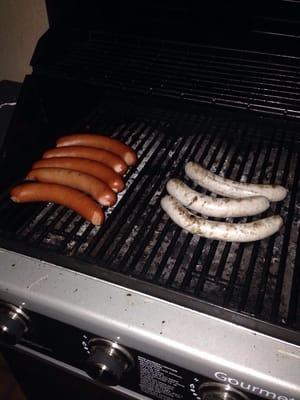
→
(32, 157, 125, 193)
(43, 146, 128, 175)
(10, 183, 104, 225)
(161, 195, 283, 242)
(185, 162, 287, 202)
(56, 134, 138, 166)
(167, 179, 270, 217)
(26, 168, 117, 207)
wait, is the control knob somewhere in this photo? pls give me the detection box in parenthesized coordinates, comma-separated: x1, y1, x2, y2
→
(198, 383, 250, 400)
(0, 301, 30, 345)
(86, 338, 134, 386)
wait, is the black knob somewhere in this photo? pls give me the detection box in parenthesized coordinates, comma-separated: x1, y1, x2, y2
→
(86, 339, 134, 386)
(0, 302, 30, 345)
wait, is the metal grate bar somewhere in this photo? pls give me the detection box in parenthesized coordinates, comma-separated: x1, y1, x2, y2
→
(159, 126, 234, 286)
(167, 123, 236, 288)
(193, 137, 240, 283)
(193, 128, 255, 292)
(101, 117, 195, 264)
(222, 130, 278, 307)
(68, 121, 167, 256)
(74, 38, 300, 81)
(196, 138, 256, 297)
(179, 124, 247, 289)
(151, 123, 223, 284)
(71, 49, 300, 94)
(246, 134, 295, 319)
(287, 221, 300, 327)
(59, 119, 168, 253)
(82, 121, 171, 258)
(249, 131, 287, 314)
(55, 120, 137, 248)
(271, 143, 299, 321)
(119, 116, 206, 275)
(125, 116, 212, 275)
(246, 137, 287, 302)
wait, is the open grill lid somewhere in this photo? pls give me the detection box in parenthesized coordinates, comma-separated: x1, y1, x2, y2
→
(28, 1, 300, 125)
(44, 1, 300, 55)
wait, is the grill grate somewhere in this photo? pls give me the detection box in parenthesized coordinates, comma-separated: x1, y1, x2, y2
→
(39, 31, 300, 119)
(0, 102, 299, 341)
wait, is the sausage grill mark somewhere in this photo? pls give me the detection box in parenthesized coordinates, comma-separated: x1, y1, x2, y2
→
(43, 146, 128, 175)
(185, 162, 287, 202)
(10, 183, 105, 226)
(167, 179, 270, 218)
(56, 134, 138, 166)
(26, 168, 117, 207)
(161, 195, 283, 242)
(32, 157, 125, 193)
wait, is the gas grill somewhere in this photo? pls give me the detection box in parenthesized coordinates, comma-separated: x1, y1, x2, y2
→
(0, 2, 300, 400)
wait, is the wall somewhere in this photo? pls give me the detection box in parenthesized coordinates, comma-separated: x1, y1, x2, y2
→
(0, 0, 48, 82)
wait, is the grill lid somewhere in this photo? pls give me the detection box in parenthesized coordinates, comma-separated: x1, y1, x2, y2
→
(32, 0, 300, 120)
(30, 30, 300, 121)
(44, 1, 300, 55)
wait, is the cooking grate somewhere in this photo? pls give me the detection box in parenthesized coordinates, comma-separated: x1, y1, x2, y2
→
(0, 102, 299, 342)
(37, 31, 300, 119)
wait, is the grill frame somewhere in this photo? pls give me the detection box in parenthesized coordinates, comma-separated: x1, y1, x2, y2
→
(0, 95, 299, 346)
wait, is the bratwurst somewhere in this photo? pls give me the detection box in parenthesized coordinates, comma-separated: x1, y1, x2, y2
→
(26, 168, 117, 206)
(56, 134, 137, 166)
(185, 162, 287, 202)
(10, 183, 104, 225)
(161, 195, 283, 242)
(167, 179, 270, 217)
(32, 157, 125, 193)
(43, 146, 128, 175)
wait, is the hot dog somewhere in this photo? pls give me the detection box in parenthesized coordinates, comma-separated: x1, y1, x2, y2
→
(185, 162, 287, 202)
(56, 134, 138, 166)
(167, 179, 270, 217)
(26, 168, 117, 207)
(43, 146, 128, 175)
(10, 183, 104, 225)
(161, 195, 283, 242)
(32, 157, 125, 193)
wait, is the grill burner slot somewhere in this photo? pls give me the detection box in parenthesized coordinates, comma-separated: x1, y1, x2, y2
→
(0, 103, 299, 341)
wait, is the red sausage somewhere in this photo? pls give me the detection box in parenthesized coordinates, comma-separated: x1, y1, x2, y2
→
(26, 168, 117, 207)
(10, 183, 104, 226)
(43, 146, 128, 175)
(56, 134, 138, 166)
(31, 157, 125, 193)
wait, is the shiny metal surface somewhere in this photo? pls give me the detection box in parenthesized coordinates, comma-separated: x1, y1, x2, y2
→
(199, 383, 250, 400)
(0, 301, 30, 345)
(15, 344, 151, 400)
(0, 249, 299, 399)
(86, 338, 134, 385)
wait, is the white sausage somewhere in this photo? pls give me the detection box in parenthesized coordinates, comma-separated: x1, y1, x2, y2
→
(161, 195, 283, 242)
(185, 162, 287, 202)
(166, 179, 270, 217)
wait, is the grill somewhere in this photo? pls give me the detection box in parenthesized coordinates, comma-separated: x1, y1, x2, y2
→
(0, 99, 299, 344)
(2, 4, 300, 398)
